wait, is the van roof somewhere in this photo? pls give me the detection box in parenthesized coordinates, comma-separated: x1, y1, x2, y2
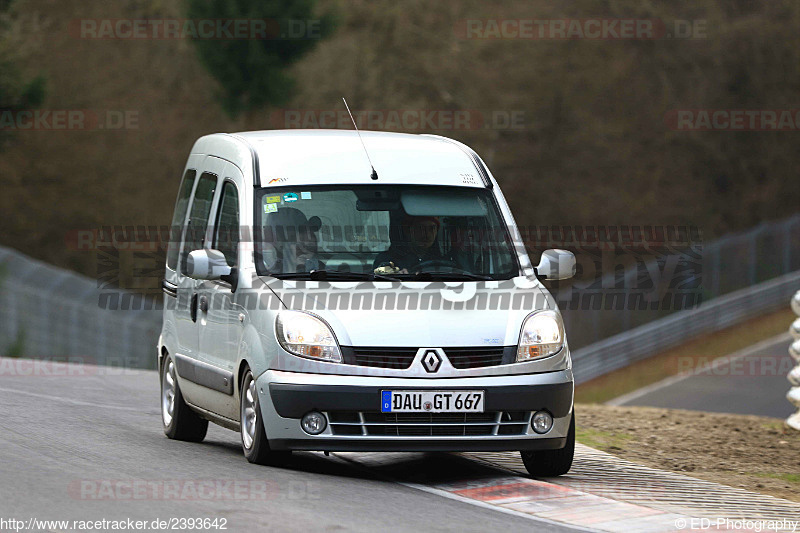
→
(191, 129, 492, 188)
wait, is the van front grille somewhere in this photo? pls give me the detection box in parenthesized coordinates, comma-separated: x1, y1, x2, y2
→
(348, 347, 418, 369)
(326, 411, 531, 437)
(343, 346, 512, 370)
(443, 347, 509, 369)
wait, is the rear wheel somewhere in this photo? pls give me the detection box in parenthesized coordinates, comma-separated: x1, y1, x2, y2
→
(240, 368, 290, 465)
(520, 410, 575, 477)
(161, 355, 208, 442)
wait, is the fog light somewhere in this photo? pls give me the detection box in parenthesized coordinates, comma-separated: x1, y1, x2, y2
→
(301, 411, 327, 435)
(532, 411, 553, 434)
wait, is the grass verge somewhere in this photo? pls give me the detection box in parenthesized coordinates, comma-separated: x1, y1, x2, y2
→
(754, 473, 800, 484)
(575, 428, 632, 451)
(577, 404, 800, 503)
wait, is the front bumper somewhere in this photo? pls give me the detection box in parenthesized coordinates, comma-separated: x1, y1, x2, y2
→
(256, 368, 574, 452)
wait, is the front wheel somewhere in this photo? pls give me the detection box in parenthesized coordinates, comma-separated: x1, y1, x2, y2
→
(161, 354, 208, 442)
(520, 410, 575, 477)
(240, 369, 290, 465)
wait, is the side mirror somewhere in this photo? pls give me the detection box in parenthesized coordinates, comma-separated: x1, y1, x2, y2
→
(186, 249, 231, 280)
(535, 249, 576, 281)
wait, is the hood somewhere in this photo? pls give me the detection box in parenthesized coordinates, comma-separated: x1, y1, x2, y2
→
(263, 277, 555, 347)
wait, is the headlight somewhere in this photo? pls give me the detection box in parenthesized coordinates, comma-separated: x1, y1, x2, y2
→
(276, 311, 342, 363)
(517, 310, 564, 362)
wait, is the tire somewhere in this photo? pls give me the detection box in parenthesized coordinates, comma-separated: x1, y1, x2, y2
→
(240, 368, 290, 465)
(520, 410, 575, 477)
(161, 354, 208, 442)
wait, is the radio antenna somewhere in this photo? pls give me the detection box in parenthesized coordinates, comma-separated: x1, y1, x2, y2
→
(342, 97, 379, 180)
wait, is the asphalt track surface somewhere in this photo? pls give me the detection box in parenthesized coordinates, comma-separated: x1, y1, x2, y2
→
(612, 334, 796, 418)
(0, 360, 581, 533)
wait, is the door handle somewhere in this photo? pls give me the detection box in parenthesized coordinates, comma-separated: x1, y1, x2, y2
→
(190, 293, 198, 323)
(199, 295, 209, 313)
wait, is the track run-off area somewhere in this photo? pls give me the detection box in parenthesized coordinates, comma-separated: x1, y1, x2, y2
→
(0, 358, 798, 533)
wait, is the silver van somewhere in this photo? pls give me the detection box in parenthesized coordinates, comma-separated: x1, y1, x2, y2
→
(159, 130, 577, 476)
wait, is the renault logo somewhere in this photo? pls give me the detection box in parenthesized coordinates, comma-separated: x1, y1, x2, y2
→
(422, 350, 442, 373)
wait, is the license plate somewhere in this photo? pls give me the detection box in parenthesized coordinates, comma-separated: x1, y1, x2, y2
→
(381, 390, 485, 413)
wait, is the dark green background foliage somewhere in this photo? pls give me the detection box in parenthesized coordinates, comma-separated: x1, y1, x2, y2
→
(185, 0, 334, 118)
(0, 0, 44, 148)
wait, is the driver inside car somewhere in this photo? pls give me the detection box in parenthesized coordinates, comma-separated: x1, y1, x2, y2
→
(373, 215, 442, 274)
(264, 207, 325, 273)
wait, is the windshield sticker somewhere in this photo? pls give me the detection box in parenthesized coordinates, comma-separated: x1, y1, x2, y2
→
(265, 195, 281, 204)
(301, 191, 312, 200)
(264, 203, 278, 213)
(283, 193, 298, 203)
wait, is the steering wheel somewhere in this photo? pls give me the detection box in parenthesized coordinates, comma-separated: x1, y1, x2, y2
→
(414, 258, 460, 272)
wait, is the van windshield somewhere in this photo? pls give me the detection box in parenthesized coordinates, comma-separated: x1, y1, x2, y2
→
(254, 185, 520, 281)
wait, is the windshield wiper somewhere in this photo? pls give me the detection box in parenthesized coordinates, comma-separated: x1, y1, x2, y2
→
(271, 270, 400, 282)
(270, 270, 492, 282)
(393, 272, 494, 281)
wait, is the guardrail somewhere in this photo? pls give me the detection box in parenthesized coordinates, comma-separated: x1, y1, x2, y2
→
(571, 270, 800, 384)
(560, 213, 800, 350)
(0, 246, 160, 368)
(788, 291, 800, 430)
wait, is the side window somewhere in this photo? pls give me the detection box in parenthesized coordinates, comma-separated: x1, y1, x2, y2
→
(180, 173, 217, 275)
(166, 170, 196, 271)
(213, 181, 240, 267)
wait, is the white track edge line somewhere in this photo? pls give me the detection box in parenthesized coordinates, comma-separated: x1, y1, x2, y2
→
(0, 385, 145, 412)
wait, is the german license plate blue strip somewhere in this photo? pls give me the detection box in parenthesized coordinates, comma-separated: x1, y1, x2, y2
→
(381, 390, 393, 413)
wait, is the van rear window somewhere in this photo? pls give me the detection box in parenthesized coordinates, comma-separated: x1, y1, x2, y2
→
(166, 170, 196, 271)
(180, 173, 217, 275)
